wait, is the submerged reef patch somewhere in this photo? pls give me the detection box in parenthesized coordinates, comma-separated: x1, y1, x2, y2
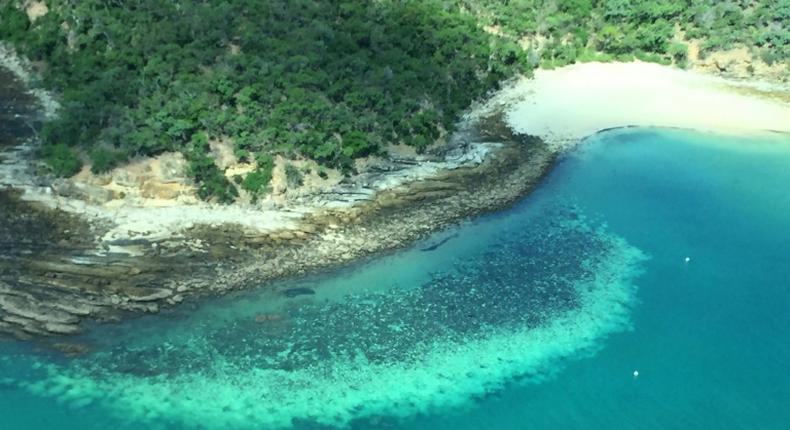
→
(21, 208, 646, 429)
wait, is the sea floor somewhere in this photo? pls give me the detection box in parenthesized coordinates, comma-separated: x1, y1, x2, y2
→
(1, 127, 789, 429)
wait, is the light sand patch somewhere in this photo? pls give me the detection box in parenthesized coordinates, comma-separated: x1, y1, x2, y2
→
(25, 1, 48, 22)
(209, 137, 237, 170)
(491, 61, 790, 151)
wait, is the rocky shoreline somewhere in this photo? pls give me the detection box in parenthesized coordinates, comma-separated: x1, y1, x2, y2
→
(0, 106, 554, 341)
(0, 46, 561, 342)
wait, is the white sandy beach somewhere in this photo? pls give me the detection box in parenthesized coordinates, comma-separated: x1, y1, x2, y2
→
(497, 61, 790, 151)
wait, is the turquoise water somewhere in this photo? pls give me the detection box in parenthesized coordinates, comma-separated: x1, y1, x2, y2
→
(1, 128, 789, 429)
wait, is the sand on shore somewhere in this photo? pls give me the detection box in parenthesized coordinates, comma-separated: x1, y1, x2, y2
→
(496, 61, 790, 151)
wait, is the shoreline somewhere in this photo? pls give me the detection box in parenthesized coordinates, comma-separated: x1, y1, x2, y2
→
(1, 58, 789, 341)
(490, 61, 790, 152)
(1, 106, 555, 340)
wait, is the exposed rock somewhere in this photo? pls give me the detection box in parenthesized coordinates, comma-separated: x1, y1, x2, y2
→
(128, 288, 173, 302)
(26, 260, 143, 278)
(51, 178, 114, 203)
(49, 301, 97, 316)
(687, 41, 789, 82)
(209, 138, 237, 170)
(157, 154, 189, 183)
(42, 321, 80, 335)
(140, 181, 189, 199)
(111, 169, 137, 187)
(0, 294, 79, 325)
(0, 109, 556, 340)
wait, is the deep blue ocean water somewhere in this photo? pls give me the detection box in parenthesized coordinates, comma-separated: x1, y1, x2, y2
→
(1, 128, 789, 429)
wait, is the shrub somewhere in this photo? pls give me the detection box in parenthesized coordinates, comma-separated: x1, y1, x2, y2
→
(40, 144, 83, 177)
(241, 154, 274, 196)
(4, 0, 517, 185)
(89, 147, 126, 174)
(668, 42, 689, 68)
(241, 169, 272, 196)
(0, 5, 29, 41)
(186, 139, 238, 204)
(341, 131, 378, 158)
(284, 163, 303, 189)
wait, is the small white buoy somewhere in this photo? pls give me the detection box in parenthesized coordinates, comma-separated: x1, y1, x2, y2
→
(633, 370, 639, 379)
(684, 257, 691, 263)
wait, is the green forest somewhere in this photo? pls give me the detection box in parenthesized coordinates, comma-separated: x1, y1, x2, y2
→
(1, 0, 787, 202)
(461, 0, 789, 68)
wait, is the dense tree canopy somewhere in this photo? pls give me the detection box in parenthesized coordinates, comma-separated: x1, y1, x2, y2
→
(459, 0, 789, 68)
(1, 0, 527, 201)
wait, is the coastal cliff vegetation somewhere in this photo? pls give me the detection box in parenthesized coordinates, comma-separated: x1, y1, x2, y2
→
(1, 0, 787, 202)
(462, 0, 789, 68)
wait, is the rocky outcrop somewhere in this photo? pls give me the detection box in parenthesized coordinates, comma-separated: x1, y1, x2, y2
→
(0, 110, 554, 341)
(685, 40, 789, 84)
(52, 178, 115, 203)
(2, 31, 784, 344)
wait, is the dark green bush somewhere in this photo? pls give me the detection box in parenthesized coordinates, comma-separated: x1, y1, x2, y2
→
(188, 155, 238, 204)
(0, 4, 29, 41)
(40, 144, 83, 177)
(341, 131, 378, 159)
(465, 0, 787, 70)
(241, 169, 272, 196)
(89, 147, 127, 174)
(668, 42, 689, 68)
(242, 154, 274, 196)
(186, 134, 238, 204)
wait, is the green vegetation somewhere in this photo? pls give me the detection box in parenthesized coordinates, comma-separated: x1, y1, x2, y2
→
(1, 0, 786, 202)
(39, 143, 82, 177)
(0, 0, 526, 202)
(89, 147, 126, 174)
(459, 0, 789, 68)
(241, 154, 274, 199)
(184, 132, 237, 203)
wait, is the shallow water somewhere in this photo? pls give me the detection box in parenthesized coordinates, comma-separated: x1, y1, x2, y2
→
(1, 127, 789, 429)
